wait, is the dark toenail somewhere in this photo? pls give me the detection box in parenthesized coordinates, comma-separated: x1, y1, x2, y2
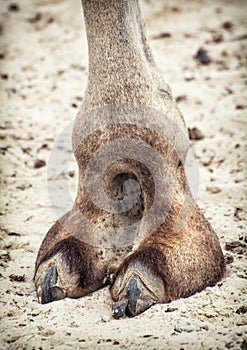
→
(41, 264, 58, 304)
(126, 275, 141, 313)
(112, 299, 129, 319)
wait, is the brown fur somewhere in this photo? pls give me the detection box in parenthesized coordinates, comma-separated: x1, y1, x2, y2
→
(34, 0, 226, 310)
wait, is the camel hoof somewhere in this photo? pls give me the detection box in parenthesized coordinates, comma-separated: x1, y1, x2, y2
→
(35, 254, 71, 304)
(39, 264, 65, 304)
(125, 275, 145, 316)
(112, 273, 158, 318)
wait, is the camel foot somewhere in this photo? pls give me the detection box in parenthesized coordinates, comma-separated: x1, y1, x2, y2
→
(35, 251, 79, 304)
(35, 235, 94, 304)
(111, 260, 166, 318)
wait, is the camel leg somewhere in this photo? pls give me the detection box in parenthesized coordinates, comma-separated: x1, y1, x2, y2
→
(34, 0, 226, 313)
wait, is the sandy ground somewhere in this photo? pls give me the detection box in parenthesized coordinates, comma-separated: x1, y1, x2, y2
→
(0, 0, 246, 349)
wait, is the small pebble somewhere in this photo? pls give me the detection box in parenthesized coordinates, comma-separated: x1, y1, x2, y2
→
(8, 3, 20, 12)
(206, 186, 221, 194)
(222, 21, 233, 31)
(33, 159, 46, 169)
(165, 307, 178, 312)
(212, 33, 224, 43)
(1, 74, 8, 80)
(195, 47, 212, 64)
(188, 127, 205, 140)
(68, 170, 75, 178)
(236, 104, 245, 110)
(176, 95, 187, 103)
(152, 32, 171, 40)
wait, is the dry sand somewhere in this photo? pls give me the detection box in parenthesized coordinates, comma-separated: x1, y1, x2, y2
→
(0, 0, 246, 349)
